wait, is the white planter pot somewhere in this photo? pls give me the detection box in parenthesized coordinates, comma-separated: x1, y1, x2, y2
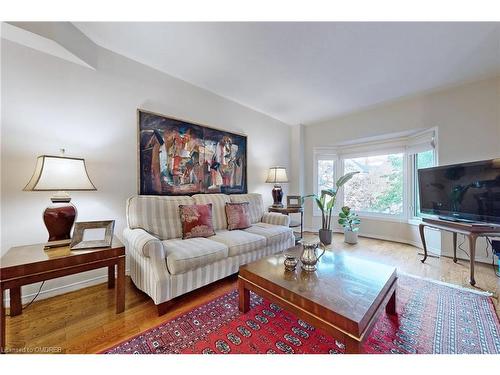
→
(344, 230, 358, 244)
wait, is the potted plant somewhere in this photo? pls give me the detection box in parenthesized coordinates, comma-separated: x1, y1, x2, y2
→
(338, 206, 361, 244)
(302, 172, 358, 245)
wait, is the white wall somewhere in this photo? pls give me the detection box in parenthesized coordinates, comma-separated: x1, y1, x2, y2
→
(289, 124, 305, 196)
(1, 38, 291, 303)
(302, 77, 500, 262)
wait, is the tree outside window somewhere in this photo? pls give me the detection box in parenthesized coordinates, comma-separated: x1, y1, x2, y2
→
(318, 159, 335, 193)
(343, 153, 404, 215)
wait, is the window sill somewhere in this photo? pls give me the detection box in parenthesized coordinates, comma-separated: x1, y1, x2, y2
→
(312, 211, 407, 224)
(408, 218, 422, 226)
(356, 213, 407, 223)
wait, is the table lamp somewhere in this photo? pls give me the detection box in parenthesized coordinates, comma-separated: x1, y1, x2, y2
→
(23, 151, 96, 249)
(265, 166, 289, 208)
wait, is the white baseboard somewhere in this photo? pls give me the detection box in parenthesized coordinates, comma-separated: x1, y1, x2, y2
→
(304, 228, 498, 265)
(440, 251, 496, 265)
(359, 232, 441, 256)
(304, 227, 499, 265)
(3, 269, 130, 308)
(304, 227, 442, 255)
(303, 227, 318, 233)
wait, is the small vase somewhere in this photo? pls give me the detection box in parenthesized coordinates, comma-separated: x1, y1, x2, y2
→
(283, 254, 298, 271)
(318, 229, 332, 245)
(344, 229, 358, 244)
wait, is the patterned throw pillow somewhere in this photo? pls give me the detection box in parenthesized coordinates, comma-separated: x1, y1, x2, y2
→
(225, 202, 251, 230)
(179, 204, 215, 239)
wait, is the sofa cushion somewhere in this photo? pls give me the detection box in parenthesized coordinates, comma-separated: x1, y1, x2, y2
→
(179, 204, 216, 239)
(162, 238, 228, 275)
(192, 194, 231, 230)
(210, 230, 267, 257)
(229, 193, 264, 224)
(127, 195, 195, 240)
(225, 202, 251, 230)
(243, 222, 294, 246)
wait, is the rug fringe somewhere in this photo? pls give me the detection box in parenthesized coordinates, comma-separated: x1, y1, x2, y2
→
(399, 272, 494, 297)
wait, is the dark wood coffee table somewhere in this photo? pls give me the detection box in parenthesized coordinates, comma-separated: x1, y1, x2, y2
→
(238, 246, 397, 354)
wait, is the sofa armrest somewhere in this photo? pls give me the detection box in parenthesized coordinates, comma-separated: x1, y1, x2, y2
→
(261, 212, 290, 226)
(123, 227, 165, 258)
(123, 227, 171, 305)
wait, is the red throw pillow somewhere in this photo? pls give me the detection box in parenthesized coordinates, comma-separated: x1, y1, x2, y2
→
(225, 202, 251, 230)
(179, 204, 215, 239)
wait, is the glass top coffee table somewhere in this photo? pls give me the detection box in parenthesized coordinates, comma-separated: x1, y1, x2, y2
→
(238, 246, 397, 354)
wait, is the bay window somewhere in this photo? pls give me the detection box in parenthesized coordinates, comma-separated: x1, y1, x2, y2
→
(313, 128, 437, 221)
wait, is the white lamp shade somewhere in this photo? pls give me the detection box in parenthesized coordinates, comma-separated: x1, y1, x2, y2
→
(265, 166, 289, 184)
(24, 155, 97, 191)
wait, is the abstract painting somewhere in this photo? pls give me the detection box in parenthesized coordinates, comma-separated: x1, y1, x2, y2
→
(138, 109, 247, 195)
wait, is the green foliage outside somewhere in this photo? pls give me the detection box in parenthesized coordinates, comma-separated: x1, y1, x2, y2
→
(372, 154, 403, 213)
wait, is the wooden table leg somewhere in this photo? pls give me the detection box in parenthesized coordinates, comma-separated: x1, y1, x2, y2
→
(452, 232, 458, 263)
(238, 278, 250, 313)
(468, 234, 477, 286)
(107, 265, 115, 289)
(344, 335, 362, 354)
(386, 289, 396, 315)
(419, 223, 428, 263)
(116, 257, 125, 314)
(9, 287, 22, 317)
(1, 287, 5, 353)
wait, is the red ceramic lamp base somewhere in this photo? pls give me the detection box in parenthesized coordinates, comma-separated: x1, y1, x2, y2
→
(271, 185, 284, 207)
(43, 199, 77, 243)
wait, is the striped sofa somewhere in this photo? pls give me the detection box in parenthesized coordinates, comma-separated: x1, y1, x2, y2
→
(123, 193, 295, 315)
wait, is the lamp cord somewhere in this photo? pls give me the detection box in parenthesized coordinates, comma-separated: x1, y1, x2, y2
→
(486, 236, 500, 278)
(458, 234, 469, 258)
(5, 281, 45, 317)
(456, 235, 498, 278)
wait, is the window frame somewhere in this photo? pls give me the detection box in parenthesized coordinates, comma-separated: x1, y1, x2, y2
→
(312, 148, 338, 216)
(312, 127, 438, 223)
(409, 148, 438, 221)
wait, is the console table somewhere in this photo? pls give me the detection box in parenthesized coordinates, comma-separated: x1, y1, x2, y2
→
(0, 237, 125, 353)
(268, 206, 303, 244)
(419, 218, 500, 286)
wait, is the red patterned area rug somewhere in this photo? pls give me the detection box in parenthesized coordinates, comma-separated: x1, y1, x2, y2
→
(104, 274, 500, 354)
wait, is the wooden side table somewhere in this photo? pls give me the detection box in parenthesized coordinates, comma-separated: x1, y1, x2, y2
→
(419, 218, 500, 286)
(0, 236, 125, 353)
(268, 206, 304, 243)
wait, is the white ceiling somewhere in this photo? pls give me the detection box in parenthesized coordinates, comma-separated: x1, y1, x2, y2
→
(74, 22, 500, 125)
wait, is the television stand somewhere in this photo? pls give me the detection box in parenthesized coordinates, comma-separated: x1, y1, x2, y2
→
(419, 218, 500, 286)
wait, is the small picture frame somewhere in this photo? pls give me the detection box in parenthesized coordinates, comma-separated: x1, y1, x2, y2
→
(286, 195, 302, 208)
(70, 220, 115, 250)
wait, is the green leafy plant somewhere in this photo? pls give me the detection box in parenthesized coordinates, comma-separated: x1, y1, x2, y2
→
(338, 206, 361, 232)
(302, 172, 359, 231)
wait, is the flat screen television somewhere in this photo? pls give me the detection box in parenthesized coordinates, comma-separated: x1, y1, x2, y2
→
(418, 159, 500, 224)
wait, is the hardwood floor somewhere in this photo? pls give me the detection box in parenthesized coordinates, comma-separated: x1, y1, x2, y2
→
(5, 233, 499, 354)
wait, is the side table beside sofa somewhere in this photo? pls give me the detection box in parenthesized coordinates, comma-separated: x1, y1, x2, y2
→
(268, 206, 304, 243)
(0, 237, 125, 353)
